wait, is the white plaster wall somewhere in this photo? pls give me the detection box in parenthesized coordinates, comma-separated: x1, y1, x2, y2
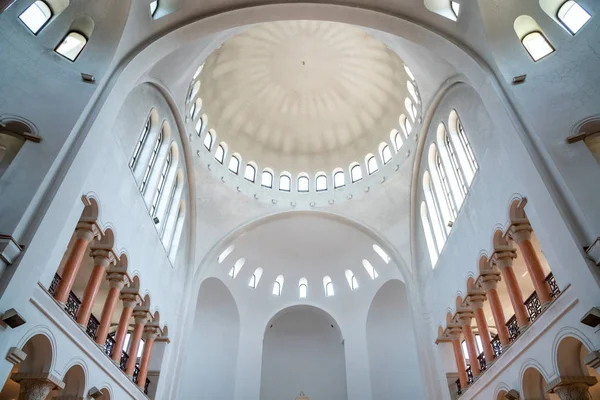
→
(260, 306, 347, 400)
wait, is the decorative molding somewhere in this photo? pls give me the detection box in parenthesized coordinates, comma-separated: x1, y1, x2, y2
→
(584, 350, 600, 370)
(0, 234, 24, 269)
(6, 347, 27, 365)
(10, 372, 65, 389)
(545, 375, 598, 393)
(585, 237, 600, 265)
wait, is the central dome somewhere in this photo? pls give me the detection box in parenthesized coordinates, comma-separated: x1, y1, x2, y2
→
(198, 20, 412, 173)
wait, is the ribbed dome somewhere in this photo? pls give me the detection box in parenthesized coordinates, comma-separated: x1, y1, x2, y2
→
(199, 20, 412, 173)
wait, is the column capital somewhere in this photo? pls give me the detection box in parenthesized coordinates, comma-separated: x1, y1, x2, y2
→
(89, 248, 116, 268)
(11, 372, 65, 389)
(106, 269, 128, 290)
(481, 269, 502, 292)
(74, 221, 101, 241)
(466, 292, 487, 310)
(509, 223, 533, 244)
(143, 324, 160, 340)
(446, 325, 463, 340)
(545, 375, 598, 393)
(133, 308, 151, 324)
(457, 311, 474, 327)
(5, 347, 27, 365)
(120, 292, 139, 308)
(492, 248, 517, 269)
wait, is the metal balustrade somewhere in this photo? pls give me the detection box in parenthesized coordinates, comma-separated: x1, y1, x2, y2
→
(491, 335, 502, 358)
(477, 352, 487, 372)
(46, 273, 152, 396)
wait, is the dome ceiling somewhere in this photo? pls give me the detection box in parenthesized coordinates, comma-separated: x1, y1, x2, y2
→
(198, 20, 412, 173)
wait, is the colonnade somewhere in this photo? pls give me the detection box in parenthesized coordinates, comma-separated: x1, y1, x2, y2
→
(436, 199, 566, 397)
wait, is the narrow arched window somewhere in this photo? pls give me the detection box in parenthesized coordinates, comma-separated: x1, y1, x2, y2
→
(323, 276, 334, 297)
(366, 155, 378, 175)
(130, 116, 151, 169)
(188, 81, 201, 103)
(140, 128, 163, 193)
(203, 131, 213, 150)
(297, 175, 309, 192)
(424, 171, 448, 248)
(345, 270, 358, 290)
(299, 278, 308, 298)
(404, 65, 415, 81)
(362, 260, 379, 279)
(521, 31, 554, 61)
(273, 275, 284, 296)
(150, 148, 172, 216)
(557, 1, 590, 34)
(421, 202, 439, 267)
(444, 132, 468, 197)
(451, 1, 460, 18)
(262, 170, 274, 188)
(456, 118, 478, 174)
(19, 1, 52, 34)
(160, 173, 179, 238)
(405, 98, 416, 121)
(316, 174, 327, 191)
(333, 170, 345, 188)
(218, 245, 234, 264)
(195, 117, 204, 136)
(228, 258, 245, 279)
(392, 129, 403, 151)
(191, 98, 202, 119)
(279, 173, 291, 191)
(400, 115, 411, 138)
(350, 164, 362, 182)
(55, 32, 88, 61)
(193, 64, 204, 80)
(435, 152, 457, 220)
(189, 103, 196, 119)
(380, 144, 392, 164)
(244, 163, 256, 182)
(407, 81, 419, 104)
(215, 143, 225, 163)
(373, 244, 390, 263)
(150, 0, 159, 17)
(249, 268, 263, 288)
(228, 154, 240, 174)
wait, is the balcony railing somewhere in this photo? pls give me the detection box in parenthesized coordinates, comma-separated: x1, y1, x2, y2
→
(47, 274, 151, 396)
(454, 272, 560, 397)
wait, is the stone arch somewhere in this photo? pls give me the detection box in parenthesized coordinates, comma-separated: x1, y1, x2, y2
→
(18, 332, 54, 374)
(555, 335, 592, 377)
(59, 363, 86, 398)
(81, 194, 100, 222)
(509, 196, 528, 224)
(478, 254, 492, 273)
(493, 228, 510, 249)
(95, 227, 115, 249)
(455, 295, 464, 311)
(115, 252, 129, 271)
(521, 363, 551, 400)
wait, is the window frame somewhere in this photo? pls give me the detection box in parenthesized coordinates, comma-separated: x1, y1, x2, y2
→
(297, 175, 309, 192)
(244, 164, 256, 182)
(315, 174, 327, 192)
(333, 171, 345, 188)
(18, 0, 53, 35)
(203, 131, 213, 150)
(521, 31, 555, 62)
(55, 31, 88, 62)
(150, 0, 159, 17)
(273, 275, 284, 296)
(435, 152, 458, 220)
(350, 164, 363, 183)
(129, 116, 151, 170)
(215, 143, 225, 164)
(140, 128, 163, 194)
(262, 170, 274, 188)
(444, 133, 468, 197)
(381, 144, 392, 164)
(557, 0, 591, 35)
(279, 173, 291, 192)
(299, 278, 308, 299)
(366, 155, 378, 175)
(228, 154, 240, 174)
(456, 118, 479, 173)
(149, 149, 172, 217)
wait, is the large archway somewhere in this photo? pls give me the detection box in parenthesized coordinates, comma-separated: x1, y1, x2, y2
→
(260, 305, 347, 400)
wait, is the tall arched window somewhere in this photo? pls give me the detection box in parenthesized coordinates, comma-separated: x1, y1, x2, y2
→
(215, 143, 225, 163)
(405, 98, 416, 121)
(366, 155, 378, 175)
(514, 16, 555, 61)
(160, 172, 180, 237)
(195, 117, 204, 136)
(279, 173, 291, 191)
(228, 154, 240, 174)
(435, 151, 457, 220)
(442, 129, 468, 198)
(203, 130, 213, 150)
(391, 129, 403, 152)
(130, 116, 151, 169)
(249, 268, 263, 288)
(557, 1, 591, 34)
(323, 276, 334, 297)
(373, 244, 390, 263)
(140, 128, 163, 193)
(297, 175, 309, 192)
(262, 170, 274, 188)
(423, 171, 448, 248)
(150, 148, 172, 216)
(55, 32, 88, 61)
(421, 202, 439, 267)
(273, 275, 284, 296)
(315, 173, 327, 191)
(228, 258, 245, 279)
(299, 278, 308, 298)
(456, 118, 478, 175)
(350, 163, 362, 182)
(244, 163, 256, 182)
(345, 270, 358, 290)
(19, 1, 52, 34)
(380, 143, 392, 164)
(333, 170, 345, 188)
(362, 260, 379, 279)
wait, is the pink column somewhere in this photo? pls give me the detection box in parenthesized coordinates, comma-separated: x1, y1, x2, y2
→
(54, 224, 97, 303)
(482, 275, 510, 346)
(95, 273, 126, 345)
(495, 251, 529, 330)
(111, 294, 138, 362)
(510, 224, 552, 305)
(459, 315, 480, 377)
(76, 249, 114, 326)
(126, 310, 149, 377)
(137, 327, 158, 389)
(451, 335, 468, 389)
(471, 301, 495, 363)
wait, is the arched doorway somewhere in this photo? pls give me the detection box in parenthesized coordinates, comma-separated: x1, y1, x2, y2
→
(260, 305, 347, 400)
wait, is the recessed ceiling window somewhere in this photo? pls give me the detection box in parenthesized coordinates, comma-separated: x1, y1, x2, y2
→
(350, 164, 362, 183)
(262, 170, 273, 188)
(129, 116, 151, 170)
(273, 275, 284, 296)
(362, 259, 379, 279)
(228, 154, 240, 174)
(55, 32, 88, 61)
(297, 175, 309, 192)
(366, 155, 378, 175)
(407, 81, 419, 104)
(345, 270, 358, 290)
(405, 98, 417, 121)
(333, 170, 345, 188)
(189, 103, 197, 118)
(150, 1, 159, 17)
(521, 31, 554, 61)
(195, 117, 204, 136)
(193, 64, 204, 80)
(218, 245, 234, 263)
(392, 129, 403, 152)
(373, 244, 391, 263)
(228, 258, 245, 279)
(215, 143, 225, 163)
(249, 268, 263, 288)
(404, 65, 415, 81)
(19, 1, 52, 34)
(380, 144, 392, 164)
(315, 174, 327, 192)
(279, 173, 291, 191)
(451, 1, 460, 18)
(557, 1, 591, 34)
(244, 163, 256, 182)
(299, 278, 308, 299)
(203, 131, 213, 150)
(323, 276, 334, 297)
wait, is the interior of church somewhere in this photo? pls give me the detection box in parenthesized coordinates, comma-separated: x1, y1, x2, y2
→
(0, 0, 599, 399)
